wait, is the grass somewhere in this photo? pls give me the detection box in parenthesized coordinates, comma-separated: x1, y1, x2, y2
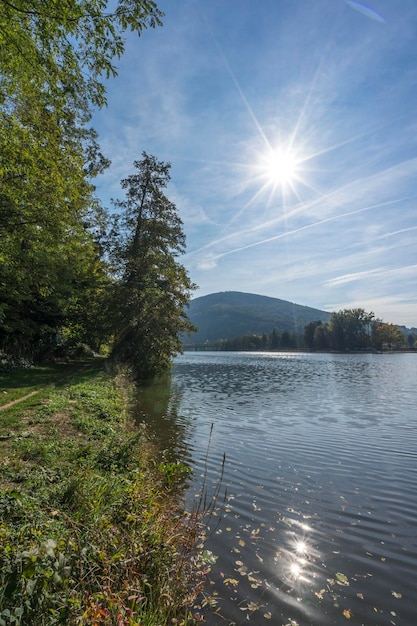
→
(0, 363, 208, 625)
(0, 360, 98, 406)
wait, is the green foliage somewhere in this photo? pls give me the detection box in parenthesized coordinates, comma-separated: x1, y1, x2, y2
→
(158, 460, 193, 488)
(0, 368, 204, 624)
(0, 1, 163, 364)
(372, 323, 405, 350)
(200, 328, 303, 351)
(108, 153, 197, 380)
(304, 308, 406, 352)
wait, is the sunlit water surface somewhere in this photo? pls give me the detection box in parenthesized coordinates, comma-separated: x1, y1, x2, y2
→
(135, 352, 417, 626)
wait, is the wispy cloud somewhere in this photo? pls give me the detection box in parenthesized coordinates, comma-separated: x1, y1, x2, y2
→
(92, 0, 417, 326)
(323, 268, 386, 287)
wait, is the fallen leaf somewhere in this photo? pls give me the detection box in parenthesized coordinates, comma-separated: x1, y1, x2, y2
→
(335, 572, 349, 586)
(343, 609, 352, 619)
(392, 591, 402, 599)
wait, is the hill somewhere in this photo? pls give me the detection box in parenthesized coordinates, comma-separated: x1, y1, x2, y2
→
(183, 291, 332, 345)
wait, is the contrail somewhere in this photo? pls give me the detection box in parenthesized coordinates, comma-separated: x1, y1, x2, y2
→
(344, 0, 385, 23)
(204, 195, 417, 262)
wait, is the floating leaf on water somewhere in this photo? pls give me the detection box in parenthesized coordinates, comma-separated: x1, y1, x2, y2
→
(315, 589, 326, 599)
(223, 578, 239, 587)
(240, 601, 261, 612)
(343, 609, 353, 619)
(201, 550, 217, 565)
(256, 553, 264, 563)
(225, 527, 232, 531)
(392, 591, 402, 599)
(235, 560, 243, 566)
(335, 572, 349, 586)
(264, 612, 272, 619)
(357, 593, 364, 600)
(239, 539, 246, 547)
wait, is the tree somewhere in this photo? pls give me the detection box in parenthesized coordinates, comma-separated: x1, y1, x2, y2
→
(373, 323, 405, 351)
(270, 328, 280, 350)
(0, 0, 163, 110)
(109, 153, 196, 379)
(0, 0, 163, 362)
(304, 320, 322, 350)
(407, 333, 416, 349)
(280, 329, 292, 349)
(314, 322, 330, 350)
(329, 308, 375, 351)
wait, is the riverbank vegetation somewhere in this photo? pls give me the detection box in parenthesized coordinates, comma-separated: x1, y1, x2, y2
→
(189, 308, 414, 353)
(304, 308, 410, 352)
(0, 362, 208, 625)
(0, 1, 195, 381)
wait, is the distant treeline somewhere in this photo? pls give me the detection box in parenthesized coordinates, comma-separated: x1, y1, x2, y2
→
(191, 328, 303, 351)
(186, 308, 417, 352)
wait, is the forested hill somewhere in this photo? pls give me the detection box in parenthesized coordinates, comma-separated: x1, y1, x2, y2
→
(184, 291, 332, 345)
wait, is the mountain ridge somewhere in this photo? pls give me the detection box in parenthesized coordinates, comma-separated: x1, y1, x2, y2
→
(184, 291, 333, 344)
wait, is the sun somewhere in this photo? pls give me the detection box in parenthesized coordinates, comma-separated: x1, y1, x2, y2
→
(261, 147, 299, 188)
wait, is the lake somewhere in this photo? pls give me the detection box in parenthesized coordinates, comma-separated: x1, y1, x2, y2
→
(135, 351, 417, 625)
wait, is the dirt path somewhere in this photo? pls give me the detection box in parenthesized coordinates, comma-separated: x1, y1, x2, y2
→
(0, 387, 52, 412)
(0, 361, 102, 412)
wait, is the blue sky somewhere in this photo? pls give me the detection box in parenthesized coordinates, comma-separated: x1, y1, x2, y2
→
(93, 0, 417, 327)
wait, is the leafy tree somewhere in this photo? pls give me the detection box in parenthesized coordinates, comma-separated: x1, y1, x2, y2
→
(304, 320, 322, 350)
(0, 0, 163, 109)
(109, 153, 196, 379)
(407, 333, 416, 349)
(329, 308, 375, 351)
(373, 323, 405, 351)
(0, 0, 163, 362)
(314, 322, 330, 350)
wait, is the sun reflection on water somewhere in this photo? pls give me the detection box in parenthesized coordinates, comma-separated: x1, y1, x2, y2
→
(277, 518, 320, 587)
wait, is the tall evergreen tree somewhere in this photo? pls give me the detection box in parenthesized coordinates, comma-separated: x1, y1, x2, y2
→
(109, 153, 196, 379)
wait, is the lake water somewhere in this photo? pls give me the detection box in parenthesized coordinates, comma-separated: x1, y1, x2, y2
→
(135, 351, 417, 626)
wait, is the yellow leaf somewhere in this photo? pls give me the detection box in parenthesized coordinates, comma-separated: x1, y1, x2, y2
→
(343, 609, 353, 619)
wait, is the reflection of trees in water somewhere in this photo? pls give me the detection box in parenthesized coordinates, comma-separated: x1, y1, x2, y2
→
(134, 373, 193, 461)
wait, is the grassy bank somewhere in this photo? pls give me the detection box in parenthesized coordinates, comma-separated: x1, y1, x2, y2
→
(0, 362, 206, 625)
